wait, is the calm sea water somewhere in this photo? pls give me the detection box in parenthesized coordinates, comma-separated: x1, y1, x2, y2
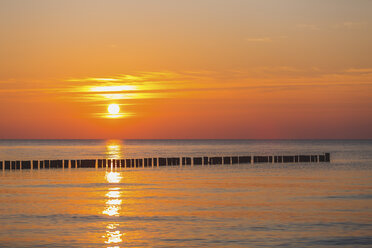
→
(0, 140, 371, 247)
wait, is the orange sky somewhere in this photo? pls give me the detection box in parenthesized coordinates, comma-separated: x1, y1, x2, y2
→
(0, 0, 371, 139)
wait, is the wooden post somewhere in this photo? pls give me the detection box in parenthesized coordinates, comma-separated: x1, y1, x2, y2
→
(299, 155, 310, 163)
(254, 156, 270, 163)
(148, 158, 152, 167)
(231, 156, 238, 164)
(278, 156, 283, 163)
(325, 153, 330, 162)
(203, 157, 208, 165)
(185, 157, 191, 165)
(159, 158, 166, 166)
(21, 161, 31, 169)
(81, 160, 95, 168)
(319, 155, 325, 162)
(32, 160, 38, 169)
(193, 157, 202, 165)
(223, 157, 231, 164)
(125, 159, 130, 167)
(283, 156, 294, 163)
(238, 156, 251, 164)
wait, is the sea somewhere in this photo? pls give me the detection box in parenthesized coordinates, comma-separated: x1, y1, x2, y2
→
(0, 139, 371, 247)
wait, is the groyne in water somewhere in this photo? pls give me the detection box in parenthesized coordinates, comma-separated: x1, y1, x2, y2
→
(0, 153, 330, 170)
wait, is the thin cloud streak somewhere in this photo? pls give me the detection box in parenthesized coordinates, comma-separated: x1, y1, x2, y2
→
(1, 69, 371, 96)
(246, 37, 273, 42)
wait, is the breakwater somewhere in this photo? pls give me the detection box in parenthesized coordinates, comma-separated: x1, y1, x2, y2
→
(0, 153, 330, 170)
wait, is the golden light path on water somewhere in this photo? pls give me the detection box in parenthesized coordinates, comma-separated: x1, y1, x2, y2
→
(102, 140, 124, 247)
(106, 140, 123, 161)
(103, 172, 124, 247)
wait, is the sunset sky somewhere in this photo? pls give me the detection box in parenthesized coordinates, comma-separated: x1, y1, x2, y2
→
(0, 0, 371, 139)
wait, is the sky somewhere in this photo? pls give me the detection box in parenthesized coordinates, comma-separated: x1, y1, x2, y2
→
(0, 0, 371, 139)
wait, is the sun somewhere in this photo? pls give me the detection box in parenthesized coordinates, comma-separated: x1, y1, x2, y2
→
(108, 104, 120, 115)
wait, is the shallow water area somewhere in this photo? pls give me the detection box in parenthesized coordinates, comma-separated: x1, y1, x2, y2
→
(0, 140, 371, 247)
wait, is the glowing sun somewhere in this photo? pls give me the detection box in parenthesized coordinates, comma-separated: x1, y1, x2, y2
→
(108, 104, 120, 114)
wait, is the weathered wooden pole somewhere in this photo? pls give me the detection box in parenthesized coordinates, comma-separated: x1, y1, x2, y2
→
(295, 155, 299, 163)
(230, 156, 238, 164)
(63, 160, 68, 168)
(186, 157, 191, 165)
(32, 160, 38, 169)
(325, 153, 330, 162)
(148, 158, 152, 167)
(193, 157, 202, 165)
(238, 156, 251, 164)
(21, 161, 31, 169)
(159, 158, 166, 166)
(299, 155, 310, 162)
(283, 156, 294, 163)
(223, 157, 231, 165)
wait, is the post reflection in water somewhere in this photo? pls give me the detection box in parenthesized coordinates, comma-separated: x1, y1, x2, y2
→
(102, 170, 124, 247)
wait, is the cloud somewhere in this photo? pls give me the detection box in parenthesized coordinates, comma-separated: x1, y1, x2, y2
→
(246, 37, 272, 42)
(345, 68, 372, 74)
(297, 22, 365, 31)
(296, 24, 320, 30)
(251, 66, 301, 73)
(2, 68, 371, 101)
(342, 21, 364, 29)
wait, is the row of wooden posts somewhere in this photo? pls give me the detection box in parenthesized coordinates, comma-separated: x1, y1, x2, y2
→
(0, 153, 330, 170)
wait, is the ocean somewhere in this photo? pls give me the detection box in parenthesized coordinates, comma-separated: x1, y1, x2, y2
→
(0, 140, 371, 247)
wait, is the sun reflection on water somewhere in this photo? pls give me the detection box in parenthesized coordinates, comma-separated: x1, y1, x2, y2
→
(103, 204, 121, 217)
(105, 140, 123, 160)
(103, 223, 123, 245)
(106, 190, 121, 199)
(106, 171, 122, 183)
(102, 171, 124, 247)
